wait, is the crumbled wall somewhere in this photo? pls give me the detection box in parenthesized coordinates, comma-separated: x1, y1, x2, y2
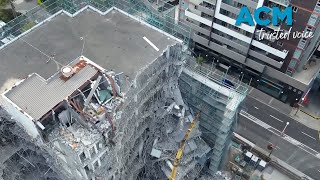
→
(1, 43, 240, 180)
(0, 107, 68, 180)
(91, 43, 186, 180)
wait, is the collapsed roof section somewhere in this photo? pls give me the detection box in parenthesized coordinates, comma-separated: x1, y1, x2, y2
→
(3, 57, 99, 120)
(2, 56, 125, 143)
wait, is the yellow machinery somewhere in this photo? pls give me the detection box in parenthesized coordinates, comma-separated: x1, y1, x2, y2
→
(169, 112, 201, 180)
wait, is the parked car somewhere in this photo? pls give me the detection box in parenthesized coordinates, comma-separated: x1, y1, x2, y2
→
(0, 20, 15, 45)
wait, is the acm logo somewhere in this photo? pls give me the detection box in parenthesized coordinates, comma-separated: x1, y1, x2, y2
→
(235, 6, 293, 26)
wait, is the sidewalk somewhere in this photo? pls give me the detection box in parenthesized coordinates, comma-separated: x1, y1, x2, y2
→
(289, 109, 320, 131)
(233, 133, 314, 180)
(248, 87, 292, 115)
(248, 87, 320, 131)
(252, 167, 292, 180)
(200, 59, 319, 130)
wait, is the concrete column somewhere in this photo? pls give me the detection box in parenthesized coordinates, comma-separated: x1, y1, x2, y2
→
(166, 46, 170, 59)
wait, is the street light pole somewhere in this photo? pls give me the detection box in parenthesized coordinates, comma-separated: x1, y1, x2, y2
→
(268, 122, 289, 158)
(294, 102, 303, 116)
(281, 122, 289, 136)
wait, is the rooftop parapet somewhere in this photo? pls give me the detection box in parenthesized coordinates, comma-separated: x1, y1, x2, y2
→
(0, 0, 192, 50)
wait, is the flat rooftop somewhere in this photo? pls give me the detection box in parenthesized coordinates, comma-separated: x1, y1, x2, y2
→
(0, 8, 178, 93)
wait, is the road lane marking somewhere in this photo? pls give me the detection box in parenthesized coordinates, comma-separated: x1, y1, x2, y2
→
(269, 115, 283, 123)
(268, 98, 273, 104)
(240, 110, 320, 159)
(254, 106, 259, 110)
(301, 132, 316, 140)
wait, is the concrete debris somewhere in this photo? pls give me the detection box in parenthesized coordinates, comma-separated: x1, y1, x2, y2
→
(150, 148, 162, 158)
(1, 37, 243, 180)
(151, 106, 211, 180)
(58, 110, 71, 126)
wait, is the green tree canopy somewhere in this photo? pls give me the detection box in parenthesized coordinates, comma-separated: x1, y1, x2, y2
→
(0, 0, 10, 8)
(0, 0, 18, 22)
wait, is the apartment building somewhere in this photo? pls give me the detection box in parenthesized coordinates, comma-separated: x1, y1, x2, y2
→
(178, 0, 320, 106)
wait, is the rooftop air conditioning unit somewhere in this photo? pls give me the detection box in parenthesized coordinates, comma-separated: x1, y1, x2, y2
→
(61, 66, 74, 78)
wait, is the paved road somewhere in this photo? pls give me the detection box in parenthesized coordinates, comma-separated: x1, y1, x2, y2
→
(236, 112, 320, 179)
(242, 96, 320, 152)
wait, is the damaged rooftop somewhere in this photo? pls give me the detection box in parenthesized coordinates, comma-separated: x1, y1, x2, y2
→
(0, 8, 179, 87)
(3, 57, 101, 120)
(0, 2, 246, 180)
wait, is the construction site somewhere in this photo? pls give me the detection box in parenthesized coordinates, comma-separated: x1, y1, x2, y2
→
(0, 0, 248, 179)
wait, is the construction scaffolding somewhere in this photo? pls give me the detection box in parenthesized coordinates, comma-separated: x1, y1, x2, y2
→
(179, 57, 247, 174)
(0, 1, 248, 179)
(0, 0, 192, 49)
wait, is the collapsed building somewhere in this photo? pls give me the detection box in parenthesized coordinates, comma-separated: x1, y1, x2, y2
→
(0, 2, 246, 180)
(1, 52, 213, 180)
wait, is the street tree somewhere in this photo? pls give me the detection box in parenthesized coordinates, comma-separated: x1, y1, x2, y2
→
(0, 0, 17, 18)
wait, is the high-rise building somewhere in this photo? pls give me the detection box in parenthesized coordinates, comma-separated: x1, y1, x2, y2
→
(0, 1, 245, 179)
(178, 0, 320, 105)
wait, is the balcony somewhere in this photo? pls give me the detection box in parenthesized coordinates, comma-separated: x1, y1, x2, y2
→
(268, 0, 291, 7)
(248, 49, 283, 69)
(266, 23, 281, 31)
(255, 30, 276, 43)
(185, 8, 289, 59)
(198, 1, 215, 16)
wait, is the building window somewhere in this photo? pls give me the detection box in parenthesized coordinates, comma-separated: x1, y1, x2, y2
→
(237, 3, 242, 8)
(306, 26, 312, 33)
(289, 59, 297, 68)
(194, 5, 198, 9)
(308, 14, 318, 26)
(286, 69, 293, 76)
(84, 166, 90, 175)
(277, 41, 283, 47)
(79, 152, 86, 162)
(298, 39, 307, 49)
(292, 6, 298, 12)
(316, 1, 320, 13)
(293, 49, 302, 59)
(93, 160, 99, 170)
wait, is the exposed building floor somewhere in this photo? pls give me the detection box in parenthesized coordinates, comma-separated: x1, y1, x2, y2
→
(0, 4, 245, 180)
(0, 9, 177, 91)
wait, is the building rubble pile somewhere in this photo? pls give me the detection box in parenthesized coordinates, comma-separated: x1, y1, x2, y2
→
(47, 69, 125, 154)
(145, 98, 211, 180)
(1, 44, 223, 180)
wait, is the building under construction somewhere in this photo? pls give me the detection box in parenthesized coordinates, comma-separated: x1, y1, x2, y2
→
(0, 0, 246, 179)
